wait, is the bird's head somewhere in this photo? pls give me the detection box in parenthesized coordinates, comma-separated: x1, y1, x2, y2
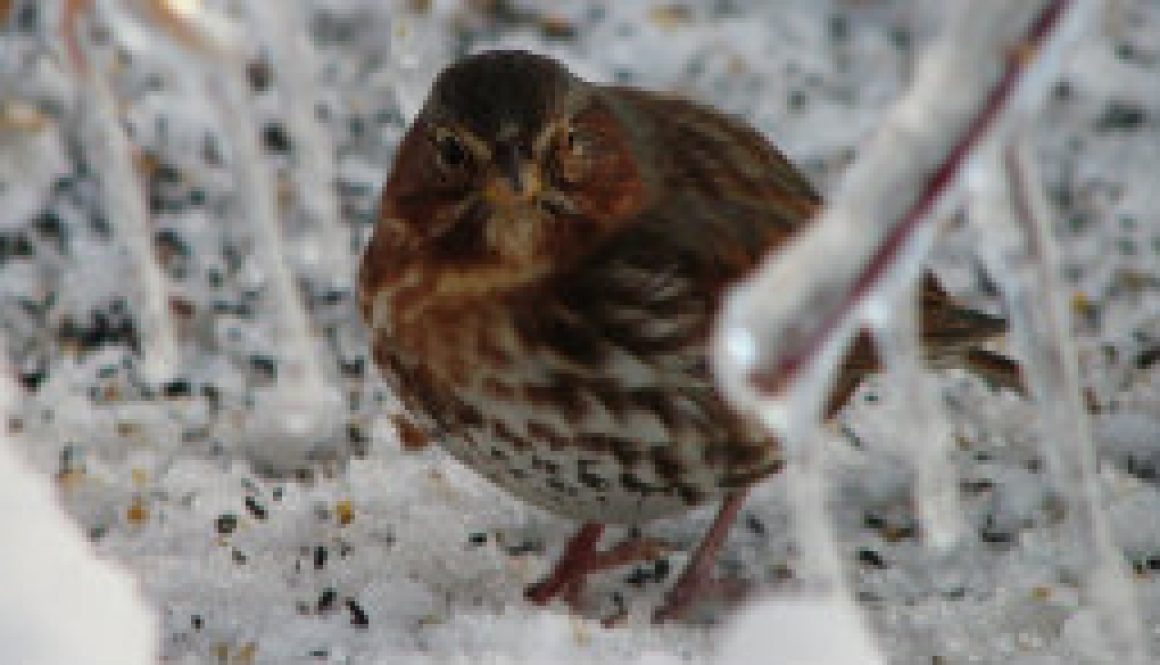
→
(379, 51, 649, 272)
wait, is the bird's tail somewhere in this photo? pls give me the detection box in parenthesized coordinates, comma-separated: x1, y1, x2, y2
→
(962, 346, 1024, 394)
(918, 273, 1025, 393)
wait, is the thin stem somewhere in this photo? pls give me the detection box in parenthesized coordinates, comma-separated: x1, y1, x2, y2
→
(77, 36, 180, 383)
(1001, 138, 1145, 665)
(244, 1, 349, 286)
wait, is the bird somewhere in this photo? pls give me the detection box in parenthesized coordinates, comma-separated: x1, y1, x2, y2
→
(357, 50, 1021, 622)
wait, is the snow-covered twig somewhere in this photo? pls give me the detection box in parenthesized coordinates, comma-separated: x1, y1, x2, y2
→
(994, 137, 1143, 665)
(243, 1, 349, 288)
(69, 23, 181, 384)
(70, 0, 344, 468)
(714, 0, 1081, 420)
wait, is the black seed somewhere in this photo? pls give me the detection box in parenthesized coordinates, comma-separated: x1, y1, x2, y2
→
(468, 532, 487, 546)
(201, 384, 222, 412)
(960, 479, 994, 494)
(345, 598, 369, 628)
(162, 379, 192, 398)
(215, 513, 238, 535)
(32, 210, 67, 251)
(745, 514, 765, 535)
(340, 357, 365, 378)
(262, 122, 293, 153)
(788, 89, 807, 112)
(505, 539, 542, 556)
(191, 614, 203, 630)
(0, 232, 34, 263)
(942, 586, 966, 600)
(578, 472, 609, 491)
(624, 567, 650, 587)
(247, 59, 273, 92)
(676, 485, 703, 505)
(314, 545, 327, 570)
(1096, 101, 1148, 131)
(653, 558, 670, 582)
(232, 548, 248, 564)
(317, 587, 338, 612)
(18, 366, 46, 392)
(1141, 337, 1160, 362)
(347, 424, 369, 445)
(249, 354, 278, 382)
(155, 162, 181, 183)
(980, 526, 1013, 544)
(244, 496, 267, 520)
(58, 444, 80, 476)
(621, 473, 648, 493)
(856, 548, 887, 569)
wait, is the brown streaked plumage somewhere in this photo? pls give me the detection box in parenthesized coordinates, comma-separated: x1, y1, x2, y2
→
(358, 50, 1020, 622)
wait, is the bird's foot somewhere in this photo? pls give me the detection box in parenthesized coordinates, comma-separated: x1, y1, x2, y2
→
(653, 490, 749, 623)
(526, 522, 667, 610)
(653, 573, 751, 623)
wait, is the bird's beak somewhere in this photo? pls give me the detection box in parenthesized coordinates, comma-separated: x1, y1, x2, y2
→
(485, 143, 541, 206)
(496, 143, 525, 194)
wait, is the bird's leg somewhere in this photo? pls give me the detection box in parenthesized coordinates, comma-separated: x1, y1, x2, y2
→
(526, 522, 667, 608)
(526, 522, 603, 606)
(653, 489, 749, 623)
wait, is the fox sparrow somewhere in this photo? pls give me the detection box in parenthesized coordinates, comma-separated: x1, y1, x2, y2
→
(358, 50, 1020, 621)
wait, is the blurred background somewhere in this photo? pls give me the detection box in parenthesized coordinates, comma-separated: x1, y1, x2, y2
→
(2, 1, 1160, 663)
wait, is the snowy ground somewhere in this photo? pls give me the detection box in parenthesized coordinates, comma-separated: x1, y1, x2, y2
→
(3, 1, 1160, 663)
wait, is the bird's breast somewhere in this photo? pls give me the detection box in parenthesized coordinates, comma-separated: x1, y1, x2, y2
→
(364, 269, 780, 523)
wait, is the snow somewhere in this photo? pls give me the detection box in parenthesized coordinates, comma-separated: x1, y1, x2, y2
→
(0, 431, 155, 665)
(2, 0, 1160, 663)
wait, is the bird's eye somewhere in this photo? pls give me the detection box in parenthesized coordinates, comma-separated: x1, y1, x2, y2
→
(434, 132, 468, 169)
(565, 127, 580, 155)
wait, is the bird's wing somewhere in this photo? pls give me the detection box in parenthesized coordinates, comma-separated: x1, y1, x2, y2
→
(602, 86, 822, 222)
(511, 195, 793, 485)
(528, 87, 822, 388)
